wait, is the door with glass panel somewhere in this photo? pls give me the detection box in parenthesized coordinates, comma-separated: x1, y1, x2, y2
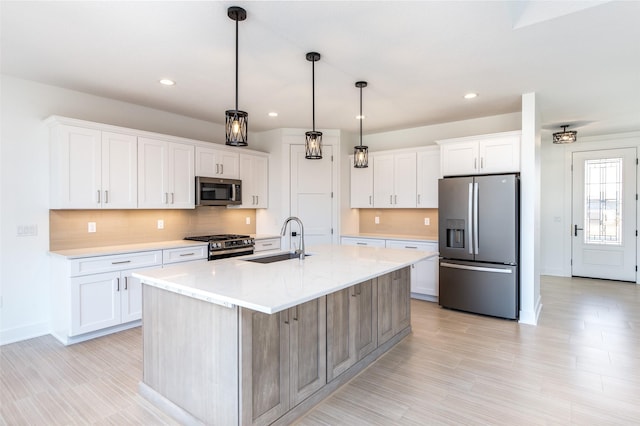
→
(571, 148, 637, 281)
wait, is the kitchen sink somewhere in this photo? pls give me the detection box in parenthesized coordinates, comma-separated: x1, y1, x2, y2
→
(245, 252, 311, 264)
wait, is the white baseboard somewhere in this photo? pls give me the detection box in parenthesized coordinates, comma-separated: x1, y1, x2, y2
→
(519, 294, 542, 325)
(0, 321, 50, 346)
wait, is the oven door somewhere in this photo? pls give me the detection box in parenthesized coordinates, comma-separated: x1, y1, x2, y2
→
(209, 246, 254, 260)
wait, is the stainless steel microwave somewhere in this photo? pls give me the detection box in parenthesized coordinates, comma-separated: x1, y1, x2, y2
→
(196, 177, 242, 206)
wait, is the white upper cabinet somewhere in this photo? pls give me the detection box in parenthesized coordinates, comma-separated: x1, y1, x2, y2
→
(373, 152, 416, 208)
(416, 148, 440, 208)
(236, 153, 268, 208)
(349, 155, 374, 208)
(438, 131, 521, 176)
(195, 146, 239, 179)
(50, 124, 137, 209)
(138, 137, 195, 209)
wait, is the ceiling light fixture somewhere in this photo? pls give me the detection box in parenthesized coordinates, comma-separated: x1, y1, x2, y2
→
(464, 92, 478, 99)
(159, 79, 175, 86)
(305, 52, 322, 159)
(553, 125, 577, 144)
(268, 112, 278, 117)
(354, 81, 369, 168)
(225, 6, 248, 147)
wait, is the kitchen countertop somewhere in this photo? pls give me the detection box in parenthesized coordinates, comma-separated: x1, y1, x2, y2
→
(49, 240, 208, 259)
(133, 244, 436, 314)
(341, 233, 438, 242)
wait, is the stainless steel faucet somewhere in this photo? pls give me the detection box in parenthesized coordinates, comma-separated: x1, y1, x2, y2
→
(281, 216, 305, 260)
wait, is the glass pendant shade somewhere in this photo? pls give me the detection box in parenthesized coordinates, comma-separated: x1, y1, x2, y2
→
(354, 145, 368, 168)
(305, 52, 322, 159)
(305, 131, 323, 159)
(354, 81, 369, 168)
(225, 109, 248, 146)
(553, 125, 577, 144)
(226, 6, 248, 147)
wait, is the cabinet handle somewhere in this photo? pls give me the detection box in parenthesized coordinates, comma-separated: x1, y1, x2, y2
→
(256, 195, 259, 205)
(390, 195, 393, 204)
(124, 276, 128, 290)
(293, 306, 299, 321)
(351, 286, 357, 297)
(164, 192, 168, 204)
(417, 194, 421, 204)
(474, 158, 477, 169)
(481, 157, 484, 169)
(369, 195, 372, 205)
(263, 243, 273, 247)
(405, 246, 418, 249)
(180, 252, 195, 257)
(97, 190, 101, 203)
(216, 164, 219, 174)
(221, 164, 224, 175)
(394, 195, 397, 204)
(357, 284, 361, 296)
(112, 260, 131, 265)
(356, 242, 367, 246)
(104, 190, 109, 204)
(284, 310, 289, 324)
(116, 277, 120, 292)
(171, 192, 175, 204)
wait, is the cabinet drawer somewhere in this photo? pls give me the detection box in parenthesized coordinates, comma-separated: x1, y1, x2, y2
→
(163, 245, 207, 264)
(341, 237, 386, 247)
(254, 238, 281, 252)
(70, 251, 162, 277)
(386, 240, 438, 252)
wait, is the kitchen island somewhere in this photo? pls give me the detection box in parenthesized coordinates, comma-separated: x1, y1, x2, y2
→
(133, 244, 436, 425)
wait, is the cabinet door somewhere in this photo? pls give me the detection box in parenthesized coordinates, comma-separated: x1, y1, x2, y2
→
(393, 152, 417, 208)
(479, 135, 520, 174)
(252, 155, 268, 208)
(411, 257, 439, 297)
(196, 146, 239, 178)
(441, 141, 479, 177)
(326, 287, 357, 381)
(417, 150, 440, 208)
(120, 269, 143, 323)
(168, 142, 195, 208)
(219, 150, 240, 179)
(377, 272, 394, 345)
(137, 137, 169, 208)
(341, 237, 386, 247)
(350, 156, 374, 208)
(354, 280, 377, 360)
(101, 131, 137, 209)
(373, 154, 394, 207)
(51, 125, 102, 208)
(70, 271, 121, 336)
(241, 309, 290, 426)
(254, 238, 281, 253)
(289, 298, 326, 407)
(377, 268, 411, 345)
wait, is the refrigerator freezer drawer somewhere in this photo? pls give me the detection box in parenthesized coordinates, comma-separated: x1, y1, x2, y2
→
(439, 260, 518, 319)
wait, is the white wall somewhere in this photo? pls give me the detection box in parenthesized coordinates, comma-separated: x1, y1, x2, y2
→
(0, 75, 229, 344)
(363, 112, 522, 150)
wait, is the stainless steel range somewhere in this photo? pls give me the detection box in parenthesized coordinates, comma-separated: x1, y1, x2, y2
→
(184, 234, 254, 260)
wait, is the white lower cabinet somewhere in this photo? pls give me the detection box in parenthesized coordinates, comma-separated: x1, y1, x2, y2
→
(254, 237, 281, 253)
(162, 245, 208, 265)
(340, 237, 386, 247)
(385, 240, 439, 299)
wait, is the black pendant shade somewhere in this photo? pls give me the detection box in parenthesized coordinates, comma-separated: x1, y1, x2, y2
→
(305, 52, 323, 159)
(552, 125, 577, 144)
(354, 81, 368, 168)
(225, 6, 248, 147)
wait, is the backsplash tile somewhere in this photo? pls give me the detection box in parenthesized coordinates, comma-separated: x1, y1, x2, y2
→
(359, 208, 438, 238)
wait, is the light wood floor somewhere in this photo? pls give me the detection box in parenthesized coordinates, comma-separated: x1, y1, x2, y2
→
(2, 276, 639, 425)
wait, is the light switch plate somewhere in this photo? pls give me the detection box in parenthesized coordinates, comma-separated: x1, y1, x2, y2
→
(374, 216, 380, 224)
(424, 218, 430, 226)
(246, 217, 251, 225)
(88, 222, 96, 233)
(157, 219, 164, 229)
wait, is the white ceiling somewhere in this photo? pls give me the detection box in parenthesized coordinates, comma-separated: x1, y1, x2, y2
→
(2, 1, 639, 137)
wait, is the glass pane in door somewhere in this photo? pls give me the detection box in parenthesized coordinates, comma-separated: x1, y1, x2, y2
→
(584, 158, 623, 245)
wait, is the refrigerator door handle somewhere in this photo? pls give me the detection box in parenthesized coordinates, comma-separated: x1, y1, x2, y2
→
(468, 182, 473, 255)
(440, 262, 513, 274)
(473, 182, 479, 255)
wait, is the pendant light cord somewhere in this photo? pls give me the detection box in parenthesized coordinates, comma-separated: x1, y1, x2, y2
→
(359, 86, 363, 145)
(235, 17, 239, 111)
(312, 59, 315, 132)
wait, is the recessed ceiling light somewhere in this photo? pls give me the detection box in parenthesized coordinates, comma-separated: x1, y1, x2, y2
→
(356, 115, 365, 120)
(159, 79, 175, 86)
(268, 112, 278, 117)
(464, 92, 478, 99)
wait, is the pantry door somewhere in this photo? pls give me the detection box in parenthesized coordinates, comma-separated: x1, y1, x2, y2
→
(290, 145, 334, 248)
(571, 148, 637, 281)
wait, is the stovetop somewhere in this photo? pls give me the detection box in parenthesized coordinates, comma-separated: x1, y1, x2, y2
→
(185, 234, 251, 243)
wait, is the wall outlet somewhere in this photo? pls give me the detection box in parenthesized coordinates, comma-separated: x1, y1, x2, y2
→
(157, 219, 164, 229)
(17, 224, 38, 236)
(246, 217, 251, 225)
(374, 216, 380, 224)
(88, 222, 96, 233)
(424, 218, 430, 226)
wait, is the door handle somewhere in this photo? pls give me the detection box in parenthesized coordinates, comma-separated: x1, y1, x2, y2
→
(574, 224, 584, 236)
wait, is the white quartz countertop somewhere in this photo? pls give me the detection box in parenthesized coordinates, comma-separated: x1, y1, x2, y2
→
(49, 240, 208, 259)
(341, 233, 438, 242)
(133, 244, 436, 314)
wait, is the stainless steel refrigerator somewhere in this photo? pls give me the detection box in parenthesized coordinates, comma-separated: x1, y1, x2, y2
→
(438, 174, 519, 319)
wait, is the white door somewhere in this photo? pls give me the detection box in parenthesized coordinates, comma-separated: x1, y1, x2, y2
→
(572, 148, 637, 281)
(290, 145, 334, 247)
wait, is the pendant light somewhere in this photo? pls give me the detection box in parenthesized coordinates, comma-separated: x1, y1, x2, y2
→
(354, 81, 369, 168)
(552, 125, 577, 144)
(305, 52, 322, 159)
(225, 6, 248, 146)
